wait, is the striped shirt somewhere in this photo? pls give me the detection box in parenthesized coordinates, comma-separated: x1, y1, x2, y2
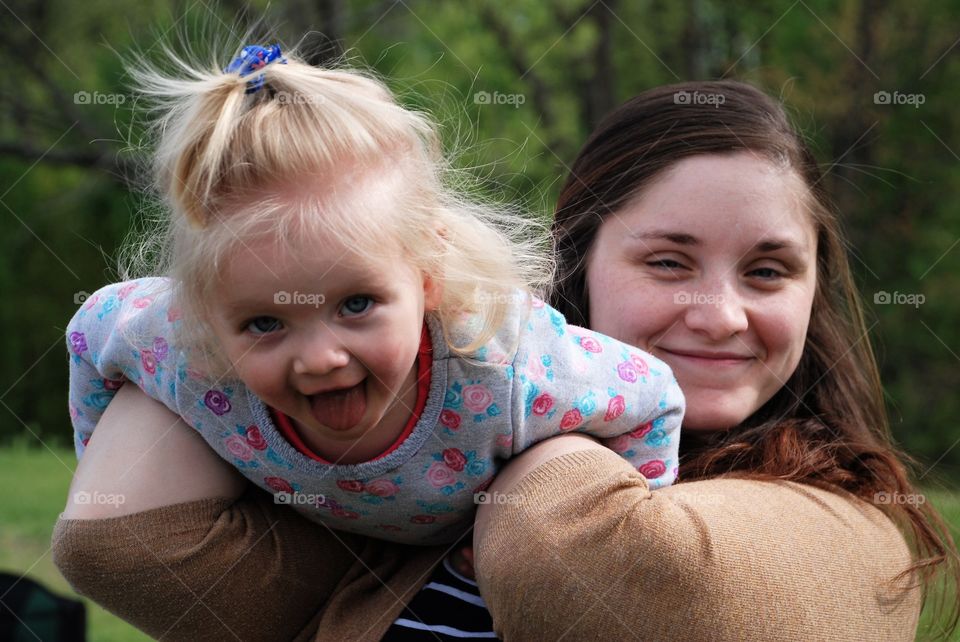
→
(381, 556, 498, 640)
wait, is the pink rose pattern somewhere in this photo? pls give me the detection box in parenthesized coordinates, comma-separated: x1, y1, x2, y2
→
(244, 426, 267, 450)
(439, 409, 461, 430)
(604, 395, 626, 421)
(225, 435, 254, 461)
(462, 385, 493, 414)
(639, 459, 667, 480)
(531, 393, 554, 416)
(427, 461, 457, 488)
(559, 408, 583, 431)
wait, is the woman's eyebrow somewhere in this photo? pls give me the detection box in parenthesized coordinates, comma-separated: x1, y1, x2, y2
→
(629, 229, 805, 253)
(629, 229, 699, 245)
(753, 238, 805, 252)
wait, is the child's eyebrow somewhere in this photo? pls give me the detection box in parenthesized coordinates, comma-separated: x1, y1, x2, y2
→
(220, 296, 278, 315)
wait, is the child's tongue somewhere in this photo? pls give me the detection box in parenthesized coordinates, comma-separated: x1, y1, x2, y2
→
(309, 383, 366, 431)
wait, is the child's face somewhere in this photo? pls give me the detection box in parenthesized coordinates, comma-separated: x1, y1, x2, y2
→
(209, 232, 440, 459)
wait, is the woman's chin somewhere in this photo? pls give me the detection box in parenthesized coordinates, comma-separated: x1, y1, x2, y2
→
(680, 407, 748, 433)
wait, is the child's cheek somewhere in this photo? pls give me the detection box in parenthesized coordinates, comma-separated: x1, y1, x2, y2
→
(233, 355, 284, 401)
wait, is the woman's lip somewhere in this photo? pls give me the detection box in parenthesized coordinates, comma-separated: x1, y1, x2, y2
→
(659, 348, 754, 365)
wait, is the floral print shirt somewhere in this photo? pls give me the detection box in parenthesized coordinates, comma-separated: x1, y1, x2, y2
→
(67, 278, 684, 545)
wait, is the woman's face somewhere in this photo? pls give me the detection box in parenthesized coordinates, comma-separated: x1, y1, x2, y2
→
(585, 152, 818, 432)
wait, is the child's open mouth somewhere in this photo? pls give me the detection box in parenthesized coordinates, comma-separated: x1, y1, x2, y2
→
(309, 381, 367, 431)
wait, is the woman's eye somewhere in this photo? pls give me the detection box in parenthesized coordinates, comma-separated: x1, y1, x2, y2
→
(749, 267, 782, 279)
(245, 316, 283, 335)
(647, 259, 686, 271)
(341, 296, 374, 316)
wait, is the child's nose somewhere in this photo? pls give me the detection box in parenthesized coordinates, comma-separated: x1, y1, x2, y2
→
(292, 328, 350, 375)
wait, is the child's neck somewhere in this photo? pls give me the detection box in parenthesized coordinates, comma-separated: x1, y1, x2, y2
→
(295, 362, 420, 465)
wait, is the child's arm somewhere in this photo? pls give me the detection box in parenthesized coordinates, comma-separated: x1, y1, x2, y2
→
(67, 278, 194, 457)
(509, 298, 684, 488)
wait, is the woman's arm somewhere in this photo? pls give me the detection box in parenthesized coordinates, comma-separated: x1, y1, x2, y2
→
(474, 432, 605, 541)
(473, 437, 921, 641)
(62, 383, 247, 518)
(53, 385, 371, 640)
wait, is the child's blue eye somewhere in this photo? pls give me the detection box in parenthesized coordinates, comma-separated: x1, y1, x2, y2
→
(341, 296, 373, 316)
(246, 316, 283, 335)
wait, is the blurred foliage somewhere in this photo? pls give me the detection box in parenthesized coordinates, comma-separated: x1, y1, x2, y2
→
(1, 0, 958, 484)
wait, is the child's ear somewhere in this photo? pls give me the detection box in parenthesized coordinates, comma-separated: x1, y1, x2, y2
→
(423, 273, 443, 312)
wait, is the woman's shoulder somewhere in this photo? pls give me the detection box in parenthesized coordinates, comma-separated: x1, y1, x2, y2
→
(477, 448, 921, 641)
(662, 475, 910, 548)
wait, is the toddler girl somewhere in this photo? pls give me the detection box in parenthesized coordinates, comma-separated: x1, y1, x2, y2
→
(67, 44, 684, 545)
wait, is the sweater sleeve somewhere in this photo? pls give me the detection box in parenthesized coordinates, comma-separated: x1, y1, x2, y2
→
(509, 299, 684, 488)
(474, 448, 921, 641)
(66, 278, 230, 458)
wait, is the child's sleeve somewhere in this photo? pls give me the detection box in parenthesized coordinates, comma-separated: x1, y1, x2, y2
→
(66, 278, 218, 458)
(509, 299, 684, 489)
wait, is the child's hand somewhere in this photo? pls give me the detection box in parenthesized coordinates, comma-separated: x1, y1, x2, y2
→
(449, 544, 476, 580)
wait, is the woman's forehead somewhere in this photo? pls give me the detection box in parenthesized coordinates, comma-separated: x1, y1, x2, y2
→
(611, 152, 817, 252)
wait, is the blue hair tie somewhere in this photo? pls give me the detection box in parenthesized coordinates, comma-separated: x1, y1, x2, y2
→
(225, 44, 287, 94)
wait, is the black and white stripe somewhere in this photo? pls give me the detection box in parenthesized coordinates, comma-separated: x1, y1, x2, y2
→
(381, 556, 498, 640)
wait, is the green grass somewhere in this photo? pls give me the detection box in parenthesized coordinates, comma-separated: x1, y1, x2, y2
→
(916, 487, 960, 641)
(1, 442, 958, 640)
(0, 441, 150, 642)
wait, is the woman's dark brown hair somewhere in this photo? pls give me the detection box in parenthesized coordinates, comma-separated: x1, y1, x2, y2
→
(551, 79, 959, 638)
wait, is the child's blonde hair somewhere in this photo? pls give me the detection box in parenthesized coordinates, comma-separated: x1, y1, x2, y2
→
(122, 40, 554, 374)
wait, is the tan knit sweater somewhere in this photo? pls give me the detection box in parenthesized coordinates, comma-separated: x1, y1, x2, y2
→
(474, 448, 920, 641)
(53, 449, 920, 641)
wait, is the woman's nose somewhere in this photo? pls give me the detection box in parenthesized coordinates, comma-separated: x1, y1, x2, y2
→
(679, 286, 749, 340)
(292, 327, 350, 375)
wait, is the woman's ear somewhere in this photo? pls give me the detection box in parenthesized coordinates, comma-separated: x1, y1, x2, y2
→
(423, 273, 443, 312)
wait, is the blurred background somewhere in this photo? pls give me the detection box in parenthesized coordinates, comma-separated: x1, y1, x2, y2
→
(1, 0, 958, 638)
